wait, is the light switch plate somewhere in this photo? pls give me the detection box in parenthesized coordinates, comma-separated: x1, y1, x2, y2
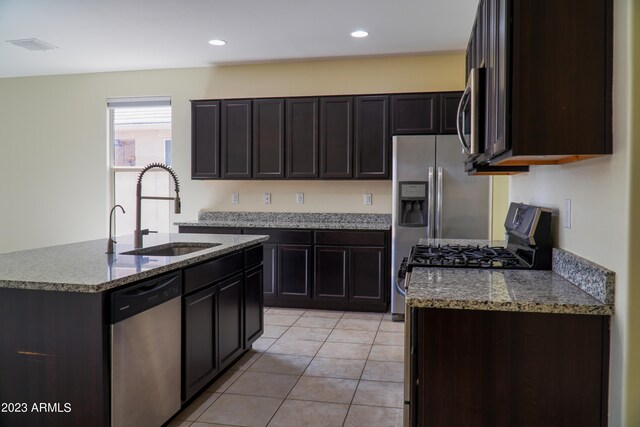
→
(296, 192, 304, 204)
(231, 193, 239, 204)
(263, 193, 271, 205)
(364, 193, 372, 205)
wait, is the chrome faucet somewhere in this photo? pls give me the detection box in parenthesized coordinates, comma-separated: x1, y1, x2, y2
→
(134, 163, 181, 248)
(107, 204, 125, 254)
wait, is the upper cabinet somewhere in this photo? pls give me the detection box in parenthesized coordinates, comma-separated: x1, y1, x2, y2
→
(253, 98, 285, 179)
(354, 95, 389, 179)
(319, 96, 353, 179)
(191, 91, 463, 180)
(286, 97, 319, 179)
(465, 0, 612, 169)
(221, 99, 252, 179)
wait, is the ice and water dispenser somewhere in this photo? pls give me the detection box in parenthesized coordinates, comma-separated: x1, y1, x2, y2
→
(398, 181, 428, 226)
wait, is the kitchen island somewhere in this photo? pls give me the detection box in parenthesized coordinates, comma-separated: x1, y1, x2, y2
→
(0, 233, 267, 427)
(405, 238, 614, 427)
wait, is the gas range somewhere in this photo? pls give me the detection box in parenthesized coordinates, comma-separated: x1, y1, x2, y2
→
(398, 203, 553, 282)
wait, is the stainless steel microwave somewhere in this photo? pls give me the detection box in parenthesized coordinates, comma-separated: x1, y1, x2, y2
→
(456, 67, 485, 158)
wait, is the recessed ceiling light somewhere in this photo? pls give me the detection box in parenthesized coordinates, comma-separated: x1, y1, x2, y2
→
(208, 39, 226, 46)
(350, 30, 369, 38)
(6, 38, 57, 51)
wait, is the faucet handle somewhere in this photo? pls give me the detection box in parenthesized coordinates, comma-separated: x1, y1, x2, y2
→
(141, 229, 158, 236)
(149, 230, 158, 234)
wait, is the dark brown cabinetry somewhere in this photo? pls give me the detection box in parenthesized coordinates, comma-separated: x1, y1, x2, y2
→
(221, 99, 252, 178)
(390, 93, 438, 135)
(182, 227, 390, 312)
(182, 247, 263, 401)
(411, 308, 609, 427)
(286, 97, 319, 178)
(439, 93, 463, 135)
(253, 98, 285, 178)
(354, 95, 389, 179)
(192, 100, 220, 179)
(320, 96, 353, 178)
(183, 283, 219, 401)
(465, 0, 612, 168)
(193, 91, 464, 180)
(244, 265, 264, 346)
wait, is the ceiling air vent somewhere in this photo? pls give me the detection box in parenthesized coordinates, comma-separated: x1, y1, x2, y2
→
(6, 38, 57, 51)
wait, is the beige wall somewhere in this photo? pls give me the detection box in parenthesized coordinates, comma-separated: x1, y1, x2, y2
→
(0, 53, 468, 253)
(510, 0, 638, 423)
(491, 176, 509, 240)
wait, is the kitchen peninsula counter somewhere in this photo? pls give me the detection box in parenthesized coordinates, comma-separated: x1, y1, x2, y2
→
(405, 238, 614, 316)
(0, 233, 268, 293)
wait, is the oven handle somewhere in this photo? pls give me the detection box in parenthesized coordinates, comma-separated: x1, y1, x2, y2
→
(394, 277, 406, 298)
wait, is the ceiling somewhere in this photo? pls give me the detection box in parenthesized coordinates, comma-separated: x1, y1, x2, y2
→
(0, 0, 477, 78)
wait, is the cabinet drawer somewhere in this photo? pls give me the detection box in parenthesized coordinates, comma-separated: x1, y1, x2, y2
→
(243, 229, 312, 244)
(315, 230, 386, 246)
(244, 245, 264, 268)
(184, 252, 244, 294)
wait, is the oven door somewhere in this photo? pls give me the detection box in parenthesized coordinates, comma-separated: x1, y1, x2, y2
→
(456, 67, 485, 158)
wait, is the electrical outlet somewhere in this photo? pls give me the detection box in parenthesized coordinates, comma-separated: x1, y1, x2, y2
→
(564, 199, 572, 229)
(296, 192, 304, 204)
(263, 193, 271, 205)
(231, 193, 239, 204)
(364, 193, 372, 205)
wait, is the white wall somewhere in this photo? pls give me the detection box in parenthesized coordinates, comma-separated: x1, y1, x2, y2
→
(510, 0, 638, 423)
(0, 53, 467, 253)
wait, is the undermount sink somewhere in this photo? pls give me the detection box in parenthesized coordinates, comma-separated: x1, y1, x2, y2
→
(122, 242, 221, 257)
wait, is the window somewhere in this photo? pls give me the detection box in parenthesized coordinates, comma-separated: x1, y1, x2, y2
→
(108, 97, 172, 236)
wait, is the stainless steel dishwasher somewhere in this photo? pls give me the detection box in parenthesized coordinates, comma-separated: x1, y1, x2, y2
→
(111, 271, 182, 427)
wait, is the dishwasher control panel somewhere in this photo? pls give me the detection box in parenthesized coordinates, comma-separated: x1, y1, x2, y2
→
(110, 271, 183, 323)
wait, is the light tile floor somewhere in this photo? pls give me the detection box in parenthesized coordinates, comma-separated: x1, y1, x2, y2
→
(170, 307, 404, 427)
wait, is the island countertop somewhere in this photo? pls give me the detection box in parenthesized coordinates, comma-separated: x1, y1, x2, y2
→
(405, 238, 614, 316)
(0, 233, 268, 293)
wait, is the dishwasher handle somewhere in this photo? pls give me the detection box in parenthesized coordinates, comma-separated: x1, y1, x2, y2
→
(111, 271, 182, 323)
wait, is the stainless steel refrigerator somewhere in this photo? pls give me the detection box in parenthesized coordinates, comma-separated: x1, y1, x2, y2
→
(391, 135, 491, 320)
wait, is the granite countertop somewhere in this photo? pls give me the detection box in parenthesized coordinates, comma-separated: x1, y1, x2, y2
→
(405, 238, 614, 316)
(0, 233, 267, 293)
(176, 211, 392, 231)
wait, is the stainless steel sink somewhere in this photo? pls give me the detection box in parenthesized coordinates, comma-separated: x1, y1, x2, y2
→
(122, 242, 221, 257)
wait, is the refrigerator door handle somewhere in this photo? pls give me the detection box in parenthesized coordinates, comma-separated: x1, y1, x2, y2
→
(427, 167, 434, 239)
(436, 167, 443, 239)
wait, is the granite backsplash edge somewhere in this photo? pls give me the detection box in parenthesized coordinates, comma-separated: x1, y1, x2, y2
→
(552, 248, 615, 306)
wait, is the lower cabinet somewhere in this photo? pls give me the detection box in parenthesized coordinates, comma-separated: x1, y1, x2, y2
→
(278, 244, 312, 301)
(244, 265, 264, 347)
(183, 284, 219, 401)
(182, 246, 264, 402)
(217, 273, 244, 368)
(179, 227, 390, 312)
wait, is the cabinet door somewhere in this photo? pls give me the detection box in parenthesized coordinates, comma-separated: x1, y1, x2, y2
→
(439, 93, 463, 134)
(314, 246, 348, 301)
(191, 100, 220, 179)
(221, 99, 252, 178)
(320, 97, 353, 178)
(263, 244, 278, 299)
(278, 244, 312, 300)
(491, 0, 507, 156)
(183, 285, 218, 401)
(244, 266, 264, 347)
(253, 98, 285, 178)
(354, 95, 389, 179)
(349, 246, 385, 304)
(218, 273, 244, 368)
(286, 97, 319, 178)
(390, 94, 438, 135)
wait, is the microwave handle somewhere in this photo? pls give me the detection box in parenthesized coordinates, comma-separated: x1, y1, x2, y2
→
(456, 84, 472, 155)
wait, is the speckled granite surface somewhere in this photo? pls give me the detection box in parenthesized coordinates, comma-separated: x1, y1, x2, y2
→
(552, 248, 615, 305)
(407, 238, 613, 315)
(175, 211, 392, 231)
(0, 233, 267, 293)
